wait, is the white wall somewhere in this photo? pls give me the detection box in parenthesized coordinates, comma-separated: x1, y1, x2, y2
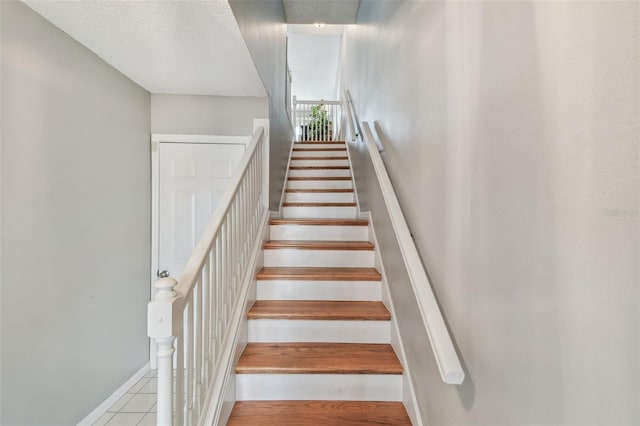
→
(228, 0, 294, 211)
(1, 2, 151, 424)
(342, 1, 639, 425)
(151, 94, 268, 135)
(288, 30, 342, 100)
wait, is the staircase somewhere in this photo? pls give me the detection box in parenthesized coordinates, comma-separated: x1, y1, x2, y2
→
(228, 140, 412, 425)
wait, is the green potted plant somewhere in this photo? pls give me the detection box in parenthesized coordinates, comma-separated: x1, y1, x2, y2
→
(305, 104, 332, 141)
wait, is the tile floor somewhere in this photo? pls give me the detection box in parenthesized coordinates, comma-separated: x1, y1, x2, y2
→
(92, 369, 159, 426)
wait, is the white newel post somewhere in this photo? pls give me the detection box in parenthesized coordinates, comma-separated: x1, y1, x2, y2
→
(148, 277, 178, 426)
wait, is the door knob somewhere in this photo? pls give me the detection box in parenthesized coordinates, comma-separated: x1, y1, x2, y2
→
(157, 270, 170, 279)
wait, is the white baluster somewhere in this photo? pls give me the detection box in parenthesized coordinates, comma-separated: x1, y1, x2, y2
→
(207, 250, 217, 376)
(185, 295, 194, 424)
(293, 96, 298, 139)
(175, 332, 184, 426)
(262, 140, 268, 210)
(202, 264, 210, 386)
(194, 280, 203, 413)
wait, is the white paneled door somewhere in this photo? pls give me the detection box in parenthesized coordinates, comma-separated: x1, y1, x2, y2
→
(158, 142, 245, 280)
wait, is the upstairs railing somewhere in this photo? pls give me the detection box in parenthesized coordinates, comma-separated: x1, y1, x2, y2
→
(147, 125, 269, 425)
(292, 96, 342, 141)
(344, 92, 465, 385)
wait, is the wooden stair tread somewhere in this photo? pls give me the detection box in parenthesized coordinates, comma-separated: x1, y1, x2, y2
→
(292, 147, 347, 151)
(264, 240, 374, 251)
(235, 343, 402, 374)
(286, 189, 353, 193)
(248, 301, 390, 320)
(282, 202, 356, 207)
(227, 401, 412, 426)
(288, 177, 352, 181)
(257, 267, 381, 281)
(289, 166, 350, 170)
(291, 156, 349, 160)
(270, 218, 368, 226)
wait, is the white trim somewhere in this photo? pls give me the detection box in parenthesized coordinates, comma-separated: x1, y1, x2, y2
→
(150, 137, 159, 369)
(236, 374, 402, 401)
(76, 363, 150, 426)
(264, 248, 373, 268)
(248, 319, 390, 343)
(278, 139, 296, 217)
(257, 280, 381, 301)
(341, 96, 361, 215)
(367, 213, 424, 426)
(345, 138, 361, 217)
(200, 209, 270, 426)
(151, 134, 251, 144)
(253, 119, 270, 211)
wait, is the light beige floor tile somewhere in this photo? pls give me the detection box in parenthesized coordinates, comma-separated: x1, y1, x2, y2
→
(138, 378, 157, 394)
(108, 393, 134, 412)
(128, 378, 150, 394)
(105, 412, 145, 426)
(136, 412, 156, 426)
(92, 412, 115, 426)
(119, 393, 156, 413)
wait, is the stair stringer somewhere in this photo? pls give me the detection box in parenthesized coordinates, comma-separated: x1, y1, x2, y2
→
(366, 211, 425, 426)
(201, 210, 270, 426)
(344, 138, 362, 216)
(277, 139, 297, 218)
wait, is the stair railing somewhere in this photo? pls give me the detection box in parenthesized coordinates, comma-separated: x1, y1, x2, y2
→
(147, 125, 269, 425)
(344, 92, 465, 385)
(292, 96, 342, 141)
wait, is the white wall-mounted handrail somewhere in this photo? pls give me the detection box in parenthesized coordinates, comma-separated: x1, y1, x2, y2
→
(345, 91, 362, 141)
(360, 122, 464, 385)
(148, 124, 269, 425)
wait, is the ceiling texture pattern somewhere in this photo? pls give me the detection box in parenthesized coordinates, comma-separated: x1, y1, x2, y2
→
(23, 0, 266, 97)
(283, 0, 361, 24)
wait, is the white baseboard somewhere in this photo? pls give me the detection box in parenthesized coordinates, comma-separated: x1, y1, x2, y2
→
(76, 362, 150, 426)
(278, 139, 296, 217)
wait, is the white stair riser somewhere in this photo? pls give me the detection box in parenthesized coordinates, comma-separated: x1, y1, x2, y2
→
(283, 206, 357, 219)
(236, 374, 402, 401)
(286, 180, 352, 190)
(248, 320, 390, 343)
(257, 280, 381, 301)
(264, 249, 374, 268)
(294, 144, 346, 149)
(288, 169, 351, 178)
(285, 192, 354, 203)
(291, 150, 346, 157)
(270, 224, 368, 241)
(290, 159, 349, 167)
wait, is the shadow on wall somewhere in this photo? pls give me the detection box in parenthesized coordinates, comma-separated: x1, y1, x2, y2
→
(430, 0, 566, 420)
(340, 0, 633, 424)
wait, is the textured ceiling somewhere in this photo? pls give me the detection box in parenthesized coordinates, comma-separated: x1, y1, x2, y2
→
(283, 0, 360, 24)
(23, 0, 267, 97)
